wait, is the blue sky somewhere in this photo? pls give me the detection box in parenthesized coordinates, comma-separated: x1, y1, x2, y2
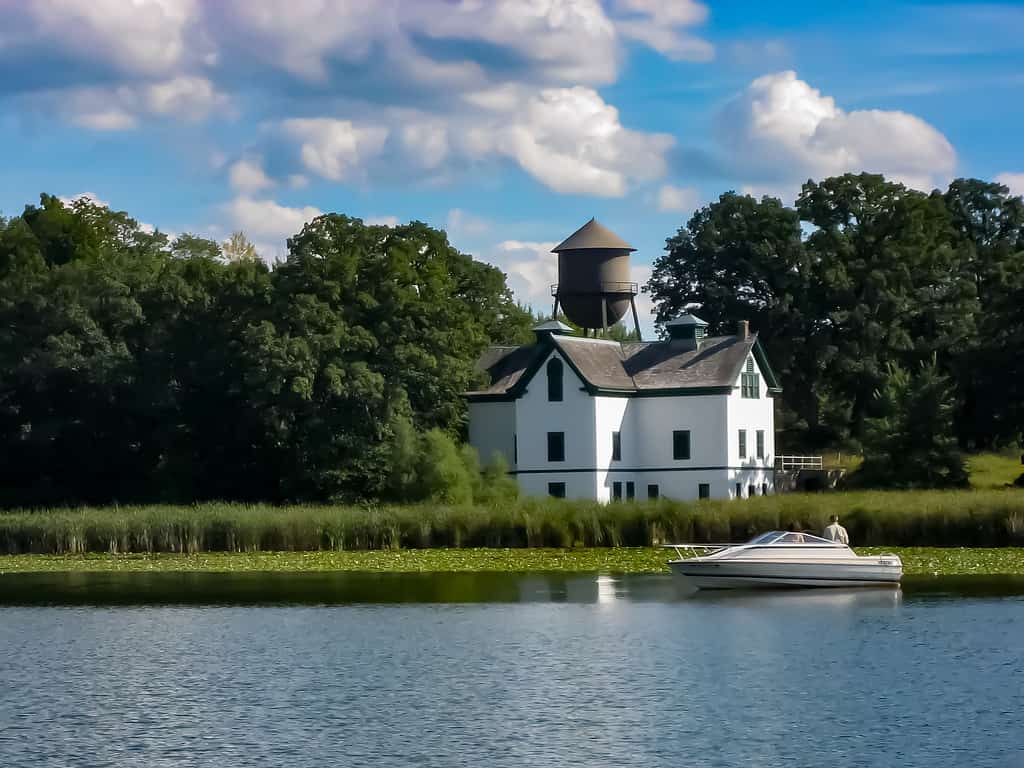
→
(1, 0, 1022, 331)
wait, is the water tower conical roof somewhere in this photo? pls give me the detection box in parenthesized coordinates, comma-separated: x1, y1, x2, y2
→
(552, 218, 636, 253)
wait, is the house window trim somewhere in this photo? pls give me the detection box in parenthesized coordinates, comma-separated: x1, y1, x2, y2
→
(611, 431, 621, 462)
(672, 429, 692, 461)
(548, 482, 566, 499)
(738, 429, 747, 459)
(547, 357, 564, 402)
(547, 431, 565, 462)
(625, 481, 635, 500)
(647, 484, 660, 500)
(756, 429, 765, 460)
(698, 483, 711, 500)
(612, 481, 623, 501)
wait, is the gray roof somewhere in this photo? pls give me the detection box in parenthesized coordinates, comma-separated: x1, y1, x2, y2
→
(467, 333, 767, 398)
(665, 312, 708, 327)
(552, 218, 636, 253)
(533, 319, 574, 333)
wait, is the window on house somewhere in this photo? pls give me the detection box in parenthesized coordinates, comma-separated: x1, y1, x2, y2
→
(611, 431, 621, 461)
(612, 481, 622, 501)
(673, 430, 691, 460)
(735, 483, 742, 498)
(748, 484, 756, 498)
(547, 432, 565, 462)
(626, 481, 635, 500)
(648, 484, 660, 500)
(762, 483, 769, 496)
(741, 358, 760, 399)
(547, 358, 563, 402)
(698, 483, 710, 499)
(548, 482, 566, 499)
(756, 430, 765, 459)
(738, 430, 747, 459)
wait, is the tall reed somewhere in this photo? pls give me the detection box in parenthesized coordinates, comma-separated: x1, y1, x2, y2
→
(0, 490, 1022, 555)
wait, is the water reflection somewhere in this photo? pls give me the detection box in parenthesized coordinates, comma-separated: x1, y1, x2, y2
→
(0, 571, 1019, 606)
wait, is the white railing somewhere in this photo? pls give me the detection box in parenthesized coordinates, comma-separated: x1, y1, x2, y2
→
(776, 455, 824, 471)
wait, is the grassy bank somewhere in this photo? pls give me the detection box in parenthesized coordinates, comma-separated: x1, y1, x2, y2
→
(1, 489, 1023, 555)
(1, 547, 1023, 575)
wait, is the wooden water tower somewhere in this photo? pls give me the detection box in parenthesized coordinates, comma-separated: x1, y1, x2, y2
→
(550, 218, 641, 337)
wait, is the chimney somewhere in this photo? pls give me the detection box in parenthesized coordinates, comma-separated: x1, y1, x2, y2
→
(737, 320, 750, 340)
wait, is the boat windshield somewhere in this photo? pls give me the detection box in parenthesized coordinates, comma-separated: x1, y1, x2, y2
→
(747, 531, 784, 544)
(746, 531, 842, 545)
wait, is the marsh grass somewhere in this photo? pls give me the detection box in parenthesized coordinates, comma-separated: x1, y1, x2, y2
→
(1, 489, 1023, 554)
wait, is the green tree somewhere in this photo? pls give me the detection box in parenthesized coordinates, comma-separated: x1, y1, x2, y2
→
(859, 358, 968, 488)
(414, 429, 474, 504)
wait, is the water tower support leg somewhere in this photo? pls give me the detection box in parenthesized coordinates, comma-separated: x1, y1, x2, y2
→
(630, 297, 641, 341)
(551, 296, 560, 321)
(601, 297, 608, 337)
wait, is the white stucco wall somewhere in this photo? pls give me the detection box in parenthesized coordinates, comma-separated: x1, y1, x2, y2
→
(726, 351, 776, 495)
(514, 348, 597, 499)
(468, 401, 517, 469)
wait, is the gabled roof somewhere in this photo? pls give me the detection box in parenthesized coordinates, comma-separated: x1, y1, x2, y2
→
(533, 319, 574, 333)
(664, 312, 708, 327)
(466, 332, 781, 400)
(552, 218, 636, 252)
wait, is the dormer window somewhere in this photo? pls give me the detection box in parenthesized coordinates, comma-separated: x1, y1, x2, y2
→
(547, 358, 563, 402)
(741, 357, 760, 399)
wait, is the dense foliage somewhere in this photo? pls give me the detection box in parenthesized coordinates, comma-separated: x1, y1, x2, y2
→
(0, 195, 532, 506)
(647, 175, 1024, 465)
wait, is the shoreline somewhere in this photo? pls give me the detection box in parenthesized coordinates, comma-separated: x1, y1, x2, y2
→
(2, 547, 1023, 576)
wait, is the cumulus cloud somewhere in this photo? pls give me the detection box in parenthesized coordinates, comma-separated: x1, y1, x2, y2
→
(225, 197, 322, 242)
(464, 86, 674, 197)
(717, 71, 956, 194)
(612, 0, 714, 61)
(281, 119, 390, 182)
(228, 159, 274, 193)
(657, 184, 700, 213)
(996, 172, 1024, 197)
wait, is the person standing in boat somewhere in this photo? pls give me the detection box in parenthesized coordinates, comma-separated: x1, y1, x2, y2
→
(824, 515, 849, 544)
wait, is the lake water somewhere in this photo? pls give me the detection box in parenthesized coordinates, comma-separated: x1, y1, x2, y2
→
(1, 573, 1022, 767)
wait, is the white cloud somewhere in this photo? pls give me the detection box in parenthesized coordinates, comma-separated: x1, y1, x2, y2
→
(142, 76, 226, 119)
(996, 172, 1024, 197)
(657, 184, 700, 213)
(225, 197, 322, 242)
(18, 0, 202, 77)
(490, 240, 559, 311)
(282, 118, 389, 182)
(612, 0, 713, 61)
(71, 108, 138, 131)
(365, 216, 399, 227)
(469, 86, 673, 197)
(719, 71, 956, 192)
(59, 192, 111, 208)
(228, 158, 274, 193)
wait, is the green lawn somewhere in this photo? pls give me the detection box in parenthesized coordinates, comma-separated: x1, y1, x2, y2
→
(967, 452, 1023, 489)
(2, 547, 1023, 576)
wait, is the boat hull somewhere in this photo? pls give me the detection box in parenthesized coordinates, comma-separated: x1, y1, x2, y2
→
(669, 560, 902, 590)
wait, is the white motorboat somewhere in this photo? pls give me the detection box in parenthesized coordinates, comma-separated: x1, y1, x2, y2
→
(665, 531, 902, 590)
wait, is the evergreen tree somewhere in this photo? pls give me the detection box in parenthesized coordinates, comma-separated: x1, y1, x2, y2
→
(859, 358, 968, 488)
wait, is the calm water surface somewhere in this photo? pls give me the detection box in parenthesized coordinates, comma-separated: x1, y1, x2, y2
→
(1, 573, 1022, 767)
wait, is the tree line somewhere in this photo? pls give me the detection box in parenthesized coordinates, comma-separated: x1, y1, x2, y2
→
(2, 175, 1021, 505)
(0, 194, 531, 506)
(647, 174, 1024, 487)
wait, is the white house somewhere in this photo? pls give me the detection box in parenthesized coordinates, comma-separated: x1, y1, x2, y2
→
(465, 313, 781, 501)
